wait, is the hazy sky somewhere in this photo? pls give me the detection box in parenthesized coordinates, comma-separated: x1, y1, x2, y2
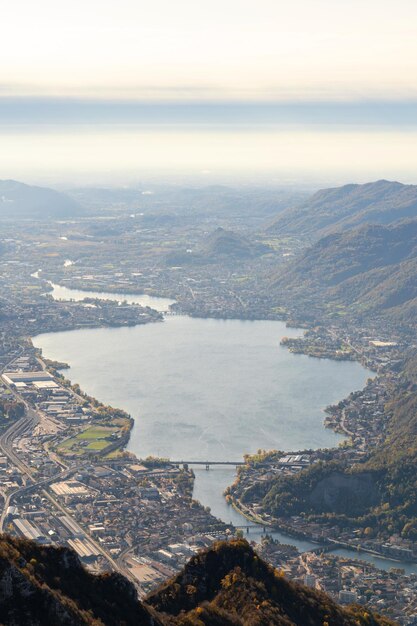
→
(1, 0, 417, 183)
(3, 0, 417, 100)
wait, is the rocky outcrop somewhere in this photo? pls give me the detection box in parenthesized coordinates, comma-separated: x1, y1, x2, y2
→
(309, 471, 380, 515)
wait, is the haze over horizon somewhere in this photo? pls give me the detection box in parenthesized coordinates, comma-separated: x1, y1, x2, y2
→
(1, 0, 417, 184)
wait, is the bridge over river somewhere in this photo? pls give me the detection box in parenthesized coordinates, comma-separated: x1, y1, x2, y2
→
(170, 460, 246, 469)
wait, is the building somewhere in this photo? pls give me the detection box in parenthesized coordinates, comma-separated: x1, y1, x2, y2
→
(304, 574, 316, 588)
(3, 371, 54, 384)
(13, 518, 45, 542)
(339, 590, 358, 604)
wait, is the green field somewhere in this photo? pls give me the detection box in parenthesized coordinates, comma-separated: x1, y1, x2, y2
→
(85, 440, 110, 450)
(57, 424, 119, 456)
(76, 426, 116, 440)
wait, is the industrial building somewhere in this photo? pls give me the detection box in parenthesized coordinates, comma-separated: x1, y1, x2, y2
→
(2, 371, 58, 389)
(13, 518, 45, 542)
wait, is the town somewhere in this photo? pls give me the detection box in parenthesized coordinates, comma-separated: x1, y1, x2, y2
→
(0, 215, 415, 625)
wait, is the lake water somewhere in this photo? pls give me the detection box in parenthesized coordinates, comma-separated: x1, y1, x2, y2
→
(32, 293, 378, 552)
(30, 284, 417, 572)
(47, 281, 175, 313)
(33, 315, 371, 460)
(33, 286, 417, 572)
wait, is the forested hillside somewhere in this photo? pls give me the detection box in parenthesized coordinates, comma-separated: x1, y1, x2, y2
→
(272, 219, 417, 328)
(267, 180, 417, 240)
(0, 536, 395, 626)
(254, 352, 417, 540)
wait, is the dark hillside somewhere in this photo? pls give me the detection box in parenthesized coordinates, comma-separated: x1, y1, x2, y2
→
(147, 540, 394, 626)
(0, 535, 395, 625)
(0, 179, 81, 219)
(267, 180, 417, 240)
(271, 220, 417, 328)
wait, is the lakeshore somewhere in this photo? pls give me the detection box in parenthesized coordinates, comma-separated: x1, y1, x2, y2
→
(31, 285, 387, 557)
(18, 281, 411, 578)
(48, 281, 175, 313)
(32, 315, 369, 459)
(1, 269, 414, 620)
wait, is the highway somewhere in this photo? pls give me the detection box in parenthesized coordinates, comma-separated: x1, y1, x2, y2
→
(0, 348, 136, 584)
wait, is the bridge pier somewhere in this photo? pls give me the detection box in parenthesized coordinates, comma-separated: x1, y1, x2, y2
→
(205, 463, 210, 470)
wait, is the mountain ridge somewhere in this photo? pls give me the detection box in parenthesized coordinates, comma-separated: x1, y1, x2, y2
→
(0, 179, 81, 219)
(271, 218, 417, 328)
(267, 180, 417, 239)
(0, 535, 395, 626)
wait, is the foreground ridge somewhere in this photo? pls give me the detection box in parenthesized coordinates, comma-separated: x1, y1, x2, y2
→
(0, 534, 396, 625)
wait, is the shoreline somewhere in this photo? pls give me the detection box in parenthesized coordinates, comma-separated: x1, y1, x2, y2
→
(29, 282, 415, 569)
(230, 496, 417, 566)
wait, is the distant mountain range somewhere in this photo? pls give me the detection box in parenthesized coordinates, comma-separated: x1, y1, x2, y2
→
(0, 536, 394, 626)
(70, 184, 306, 218)
(267, 180, 417, 240)
(272, 219, 417, 325)
(0, 180, 81, 219)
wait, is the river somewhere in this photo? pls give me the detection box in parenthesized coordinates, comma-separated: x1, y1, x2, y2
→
(47, 281, 174, 312)
(31, 284, 416, 571)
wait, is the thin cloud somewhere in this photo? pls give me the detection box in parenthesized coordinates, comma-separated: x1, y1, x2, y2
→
(0, 97, 416, 128)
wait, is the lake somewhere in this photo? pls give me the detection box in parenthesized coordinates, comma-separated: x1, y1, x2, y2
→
(33, 315, 371, 460)
(32, 287, 378, 553)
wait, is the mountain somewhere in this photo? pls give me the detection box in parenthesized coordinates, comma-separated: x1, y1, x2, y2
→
(0, 534, 159, 626)
(0, 180, 81, 219)
(0, 536, 395, 626)
(204, 227, 271, 259)
(272, 219, 417, 327)
(267, 180, 417, 240)
(166, 228, 271, 266)
(368, 351, 417, 471)
(70, 184, 306, 218)
(146, 539, 394, 625)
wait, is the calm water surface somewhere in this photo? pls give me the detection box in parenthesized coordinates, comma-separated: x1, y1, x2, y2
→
(48, 281, 174, 312)
(33, 288, 414, 569)
(330, 548, 417, 576)
(33, 316, 370, 459)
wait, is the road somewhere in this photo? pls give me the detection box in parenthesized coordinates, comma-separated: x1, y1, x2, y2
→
(339, 408, 354, 438)
(0, 347, 136, 584)
(0, 408, 38, 477)
(0, 468, 64, 532)
(0, 347, 40, 478)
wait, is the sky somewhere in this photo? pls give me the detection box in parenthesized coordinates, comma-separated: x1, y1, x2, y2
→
(1, 0, 417, 184)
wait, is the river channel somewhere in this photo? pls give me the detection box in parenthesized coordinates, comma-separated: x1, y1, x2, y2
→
(31, 283, 417, 572)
